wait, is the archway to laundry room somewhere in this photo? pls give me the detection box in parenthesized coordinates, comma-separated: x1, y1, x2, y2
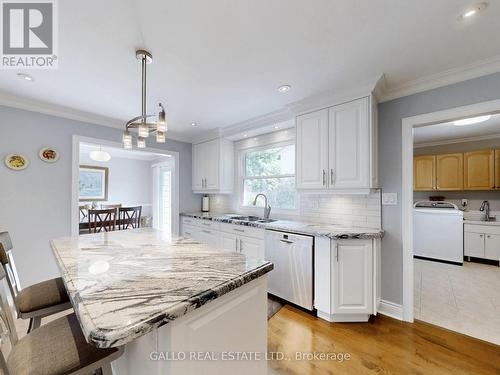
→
(401, 99, 500, 345)
(71, 135, 179, 237)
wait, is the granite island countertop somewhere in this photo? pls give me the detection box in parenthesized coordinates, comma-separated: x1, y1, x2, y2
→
(50, 228, 273, 348)
(181, 212, 384, 239)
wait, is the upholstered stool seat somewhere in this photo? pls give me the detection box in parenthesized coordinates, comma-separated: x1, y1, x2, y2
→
(15, 277, 69, 313)
(7, 313, 119, 375)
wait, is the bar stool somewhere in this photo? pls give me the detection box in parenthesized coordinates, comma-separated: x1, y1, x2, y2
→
(0, 265, 123, 375)
(0, 232, 72, 333)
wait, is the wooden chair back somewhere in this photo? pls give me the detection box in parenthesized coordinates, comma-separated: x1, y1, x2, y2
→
(119, 206, 142, 230)
(87, 209, 117, 234)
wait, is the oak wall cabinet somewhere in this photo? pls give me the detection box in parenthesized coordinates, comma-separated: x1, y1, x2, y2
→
(463, 150, 494, 190)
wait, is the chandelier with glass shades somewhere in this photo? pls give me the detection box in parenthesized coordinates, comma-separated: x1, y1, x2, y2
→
(122, 49, 167, 149)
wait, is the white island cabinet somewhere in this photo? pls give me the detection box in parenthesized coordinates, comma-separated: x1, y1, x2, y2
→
(50, 229, 272, 375)
(314, 237, 380, 322)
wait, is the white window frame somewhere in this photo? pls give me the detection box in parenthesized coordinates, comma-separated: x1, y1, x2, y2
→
(237, 140, 299, 214)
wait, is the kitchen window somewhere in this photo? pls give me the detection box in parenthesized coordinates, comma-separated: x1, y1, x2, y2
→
(240, 142, 297, 210)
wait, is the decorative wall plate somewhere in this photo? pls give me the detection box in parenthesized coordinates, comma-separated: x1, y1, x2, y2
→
(5, 154, 29, 170)
(39, 147, 60, 163)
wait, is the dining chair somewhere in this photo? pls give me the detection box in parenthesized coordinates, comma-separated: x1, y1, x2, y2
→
(118, 206, 142, 230)
(101, 203, 122, 210)
(0, 232, 72, 333)
(0, 265, 123, 375)
(87, 208, 117, 234)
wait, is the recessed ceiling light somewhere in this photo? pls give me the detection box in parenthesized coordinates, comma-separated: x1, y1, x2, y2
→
(453, 115, 491, 126)
(243, 134, 248, 138)
(278, 84, 291, 93)
(17, 73, 34, 82)
(274, 125, 280, 129)
(458, 2, 488, 20)
(191, 122, 197, 126)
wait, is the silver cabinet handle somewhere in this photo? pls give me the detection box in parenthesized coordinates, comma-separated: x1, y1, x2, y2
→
(487, 235, 491, 238)
(330, 169, 334, 185)
(322, 170, 326, 185)
(202, 223, 211, 226)
(184, 219, 192, 223)
(233, 228, 245, 233)
(239, 239, 243, 252)
(184, 231, 191, 235)
(235, 238, 238, 252)
(335, 243, 339, 261)
(279, 239, 294, 244)
(480, 234, 484, 238)
(202, 230, 211, 234)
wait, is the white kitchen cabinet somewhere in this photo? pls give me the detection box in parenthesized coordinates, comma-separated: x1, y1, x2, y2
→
(181, 224, 199, 239)
(198, 228, 220, 248)
(239, 236, 265, 260)
(220, 232, 239, 252)
(192, 138, 234, 193)
(485, 234, 500, 260)
(296, 109, 329, 189)
(328, 98, 370, 189)
(296, 96, 377, 191)
(314, 237, 378, 322)
(464, 223, 500, 261)
(464, 232, 485, 258)
(332, 240, 373, 317)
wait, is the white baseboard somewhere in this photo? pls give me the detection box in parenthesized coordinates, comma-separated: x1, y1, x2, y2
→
(377, 299, 403, 320)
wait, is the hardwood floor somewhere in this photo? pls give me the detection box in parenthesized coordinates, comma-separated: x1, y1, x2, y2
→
(268, 305, 500, 375)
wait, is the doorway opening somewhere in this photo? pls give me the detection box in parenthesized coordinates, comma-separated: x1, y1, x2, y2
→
(401, 99, 500, 345)
(71, 136, 179, 237)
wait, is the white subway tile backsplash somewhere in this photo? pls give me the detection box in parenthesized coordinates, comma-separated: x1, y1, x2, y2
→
(207, 190, 382, 229)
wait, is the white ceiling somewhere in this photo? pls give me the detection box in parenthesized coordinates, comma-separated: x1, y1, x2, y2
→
(2, 0, 500, 141)
(80, 143, 171, 161)
(414, 113, 500, 144)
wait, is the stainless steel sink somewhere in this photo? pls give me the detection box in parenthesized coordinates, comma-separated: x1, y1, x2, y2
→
(227, 215, 276, 223)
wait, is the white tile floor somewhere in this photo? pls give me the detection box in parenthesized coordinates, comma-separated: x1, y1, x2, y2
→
(414, 258, 500, 345)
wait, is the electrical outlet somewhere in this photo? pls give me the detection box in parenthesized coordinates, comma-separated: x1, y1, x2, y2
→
(382, 193, 398, 206)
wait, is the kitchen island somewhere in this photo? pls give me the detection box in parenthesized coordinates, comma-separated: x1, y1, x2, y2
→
(50, 228, 273, 375)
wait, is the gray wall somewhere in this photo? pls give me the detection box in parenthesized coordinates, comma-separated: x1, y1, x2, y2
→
(0, 105, 198, 288)
(379, 72, 500, 305)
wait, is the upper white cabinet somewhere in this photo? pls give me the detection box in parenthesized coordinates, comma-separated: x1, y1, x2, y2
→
(295, 109, 329, 189)
(296, 96, 377, 191)
(192, 138, 234, 194)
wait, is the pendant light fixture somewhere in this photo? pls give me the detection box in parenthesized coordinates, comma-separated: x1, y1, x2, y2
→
(90, 145, 111, 162)
(123, 49, 168, 148)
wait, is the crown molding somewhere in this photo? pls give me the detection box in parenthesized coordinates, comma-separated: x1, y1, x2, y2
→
(380, 54, 500, 103)
(0, 90, 193, 143)
(221, 107, 293, 137)
(414, 132, 500, 148)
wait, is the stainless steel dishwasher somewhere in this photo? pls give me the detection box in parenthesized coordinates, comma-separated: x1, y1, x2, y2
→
(265, 230, 313, 310)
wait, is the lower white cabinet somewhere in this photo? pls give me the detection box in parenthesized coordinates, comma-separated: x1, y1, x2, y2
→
(464, 223, 500, 261)
(181, 217, 265, 259)
(314, 237, 379, 322)
(332, 240, 373, 316)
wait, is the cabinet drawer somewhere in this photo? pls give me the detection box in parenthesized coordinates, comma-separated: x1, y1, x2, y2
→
(181, 217, 197, 226)
(219, 223, 264, 239)
(181, 217, 220, 230)
(464, 224, 500, 235)
(181, 224, 197, 238)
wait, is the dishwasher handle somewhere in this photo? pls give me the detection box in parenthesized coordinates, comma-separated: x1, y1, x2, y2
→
(279, 239, 294, 244)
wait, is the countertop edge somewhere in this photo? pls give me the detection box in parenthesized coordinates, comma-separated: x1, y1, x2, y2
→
(180, 213, 384, 240)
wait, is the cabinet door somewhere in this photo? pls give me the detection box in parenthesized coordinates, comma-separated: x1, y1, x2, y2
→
(296, 109, 329, 189)
(436, 153, 463, 190)
(464, 150, 494, 190)
(203, 139, 220, 190)
(198, 228, 220, 248)
(328, 97, 370, 189)
(495, 150, 500, 189)
(464, 232, 484, 257)
(220, 232, 239, 252)
(414, 155, 436, 191)
(181, 224, 197, 239)
(192, 143, 204, 190)
(484, 234, 500, 260)
(240, 236, 265, 260)
(332, 240, 373, 315)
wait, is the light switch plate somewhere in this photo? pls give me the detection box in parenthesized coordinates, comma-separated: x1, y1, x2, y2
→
(382, 193, 398, 205)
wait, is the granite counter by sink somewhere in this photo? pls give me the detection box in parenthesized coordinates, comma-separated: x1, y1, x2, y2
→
(181, 212, 384, 239)
(50, 228, 273, 348)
